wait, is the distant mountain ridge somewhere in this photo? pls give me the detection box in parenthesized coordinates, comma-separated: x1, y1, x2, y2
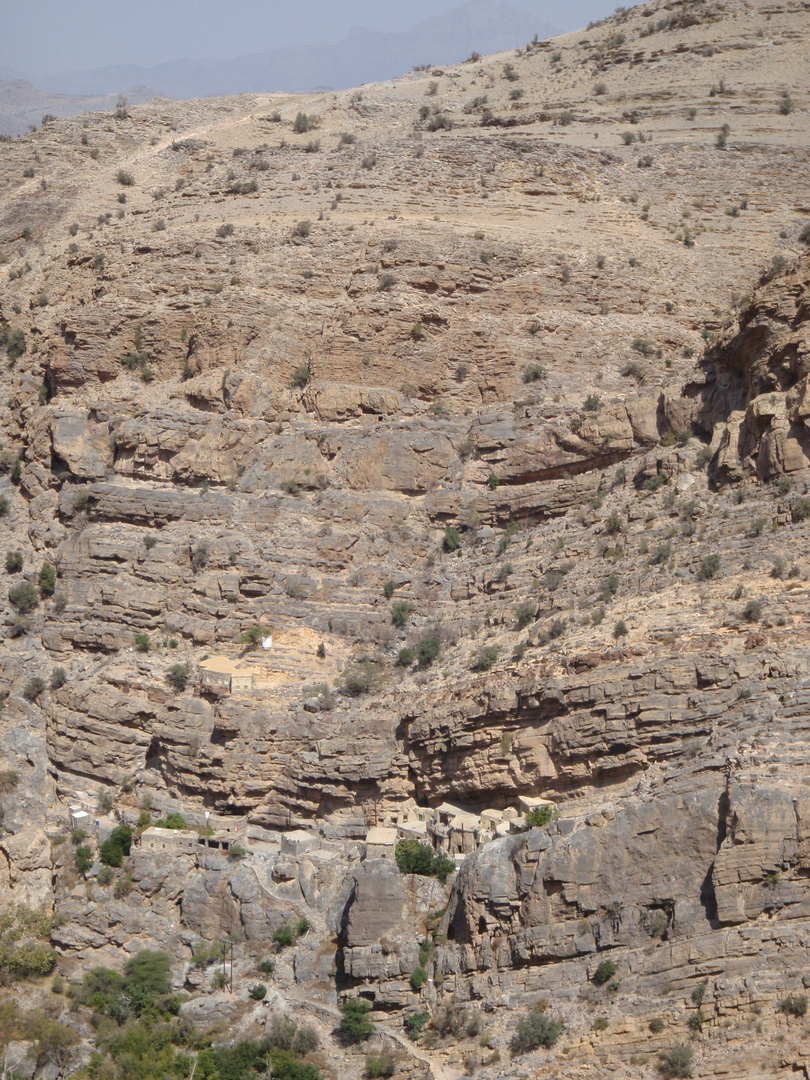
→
(33, 1, 557, 99)
(0, 80, 158, 138)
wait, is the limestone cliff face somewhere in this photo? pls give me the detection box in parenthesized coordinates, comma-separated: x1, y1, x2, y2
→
(2, 1, 810, 1073)
(662, 252, 810, 482)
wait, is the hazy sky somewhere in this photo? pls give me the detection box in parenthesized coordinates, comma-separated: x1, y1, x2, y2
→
(2, 1, 620, 78)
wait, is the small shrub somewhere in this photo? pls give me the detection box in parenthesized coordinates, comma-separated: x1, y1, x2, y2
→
(116, 169, 135, 186)
(191, 543, 209, 571)
(74, 845, 94, 873)
(526, 804, 554, 827)
(443, 526, 461, 552)
(135, 633, 151, 652)
(293, 220, 311, 238)
(605, 510, 624, 535)
(593, 959, 617, 985)
(410, 967, 427, 991)
(487, 473, 499, 490)
(515, 600, 537, 629)
(660, 1044, 692, 1078)
(778, 993, 807, 1017)
(593, 1017, 609, 1031)
(50, 667, 67, 690)
(293, 112, 311, 134)
(39, 562, 56, 596)
(339, 660, 382, 697)
(613, 621, 628, 639)
(273, 923, 296, 949)
(292, 365, 311, 388)
(396, 647, 415, 668)
(686, 1010, 704, 1032)
(405, 1011, 430, 1041)
(649, 1017, 665, 1034)
(584, 394, 601, 412)
(470, 645, 498, 672)
(383, 580, 396, 599)
(742, 598, 762, 622)
(340, 998, 374, 1042)
(249, 983, 267, 1000)
(9, 580, 38, 614)
(167, 662, 192, 692)
(5, 551, 23, 573)
(513, 1011, 562, 1052)
(391, 601, 412, 628)
(23, 676, 46, 701)
(416, 634, 440, 668)
(216, 223, 235, 238)
(523, 363, 545, 383)
(5, 330, 26, 362)
(697, 553, 720, 581)
(791, 496, 810, 521)
(0, 771, 19, 792)
(365, 1052, 395, 1078)
(426, 113, 452, 132)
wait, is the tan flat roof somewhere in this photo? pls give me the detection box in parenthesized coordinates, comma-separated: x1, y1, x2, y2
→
(200, 657, 254, 676)
(366, 827, 398, 845)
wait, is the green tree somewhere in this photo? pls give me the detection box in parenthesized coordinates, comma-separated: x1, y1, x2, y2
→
(526, 804, 554, 827)
(513, 1010, 562, 1052)
(75, 845, 93, 872)
(166, 662, 192, 691)
(122, 950, 172, 1016)
(443, 526, 461, 552)
(391, 601, 412, 627)
(9, 580, 38, 614)
(99, 823, 132, 867)
(340, 998, 374, 1042)
(416, 634, 440, 668)
(39, 563, 56, 595)
(594, 958, 617, 985)
(660, 1045, 693, 1078)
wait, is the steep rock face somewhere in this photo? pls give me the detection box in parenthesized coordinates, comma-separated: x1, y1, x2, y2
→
(439, 764, 810, 1007)
(1, 3, 810, 1073)
(667, 253, 810, 482)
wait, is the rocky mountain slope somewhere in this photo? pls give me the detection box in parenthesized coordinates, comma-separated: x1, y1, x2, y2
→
(1, 0, 810, 1077)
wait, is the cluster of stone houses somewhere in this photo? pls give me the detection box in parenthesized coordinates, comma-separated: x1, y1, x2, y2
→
(361, 796, 553, 864)
(65, 789, 552, 873)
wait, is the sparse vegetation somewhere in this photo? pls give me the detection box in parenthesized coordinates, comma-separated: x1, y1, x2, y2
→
(778, 993, 807, 1017)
